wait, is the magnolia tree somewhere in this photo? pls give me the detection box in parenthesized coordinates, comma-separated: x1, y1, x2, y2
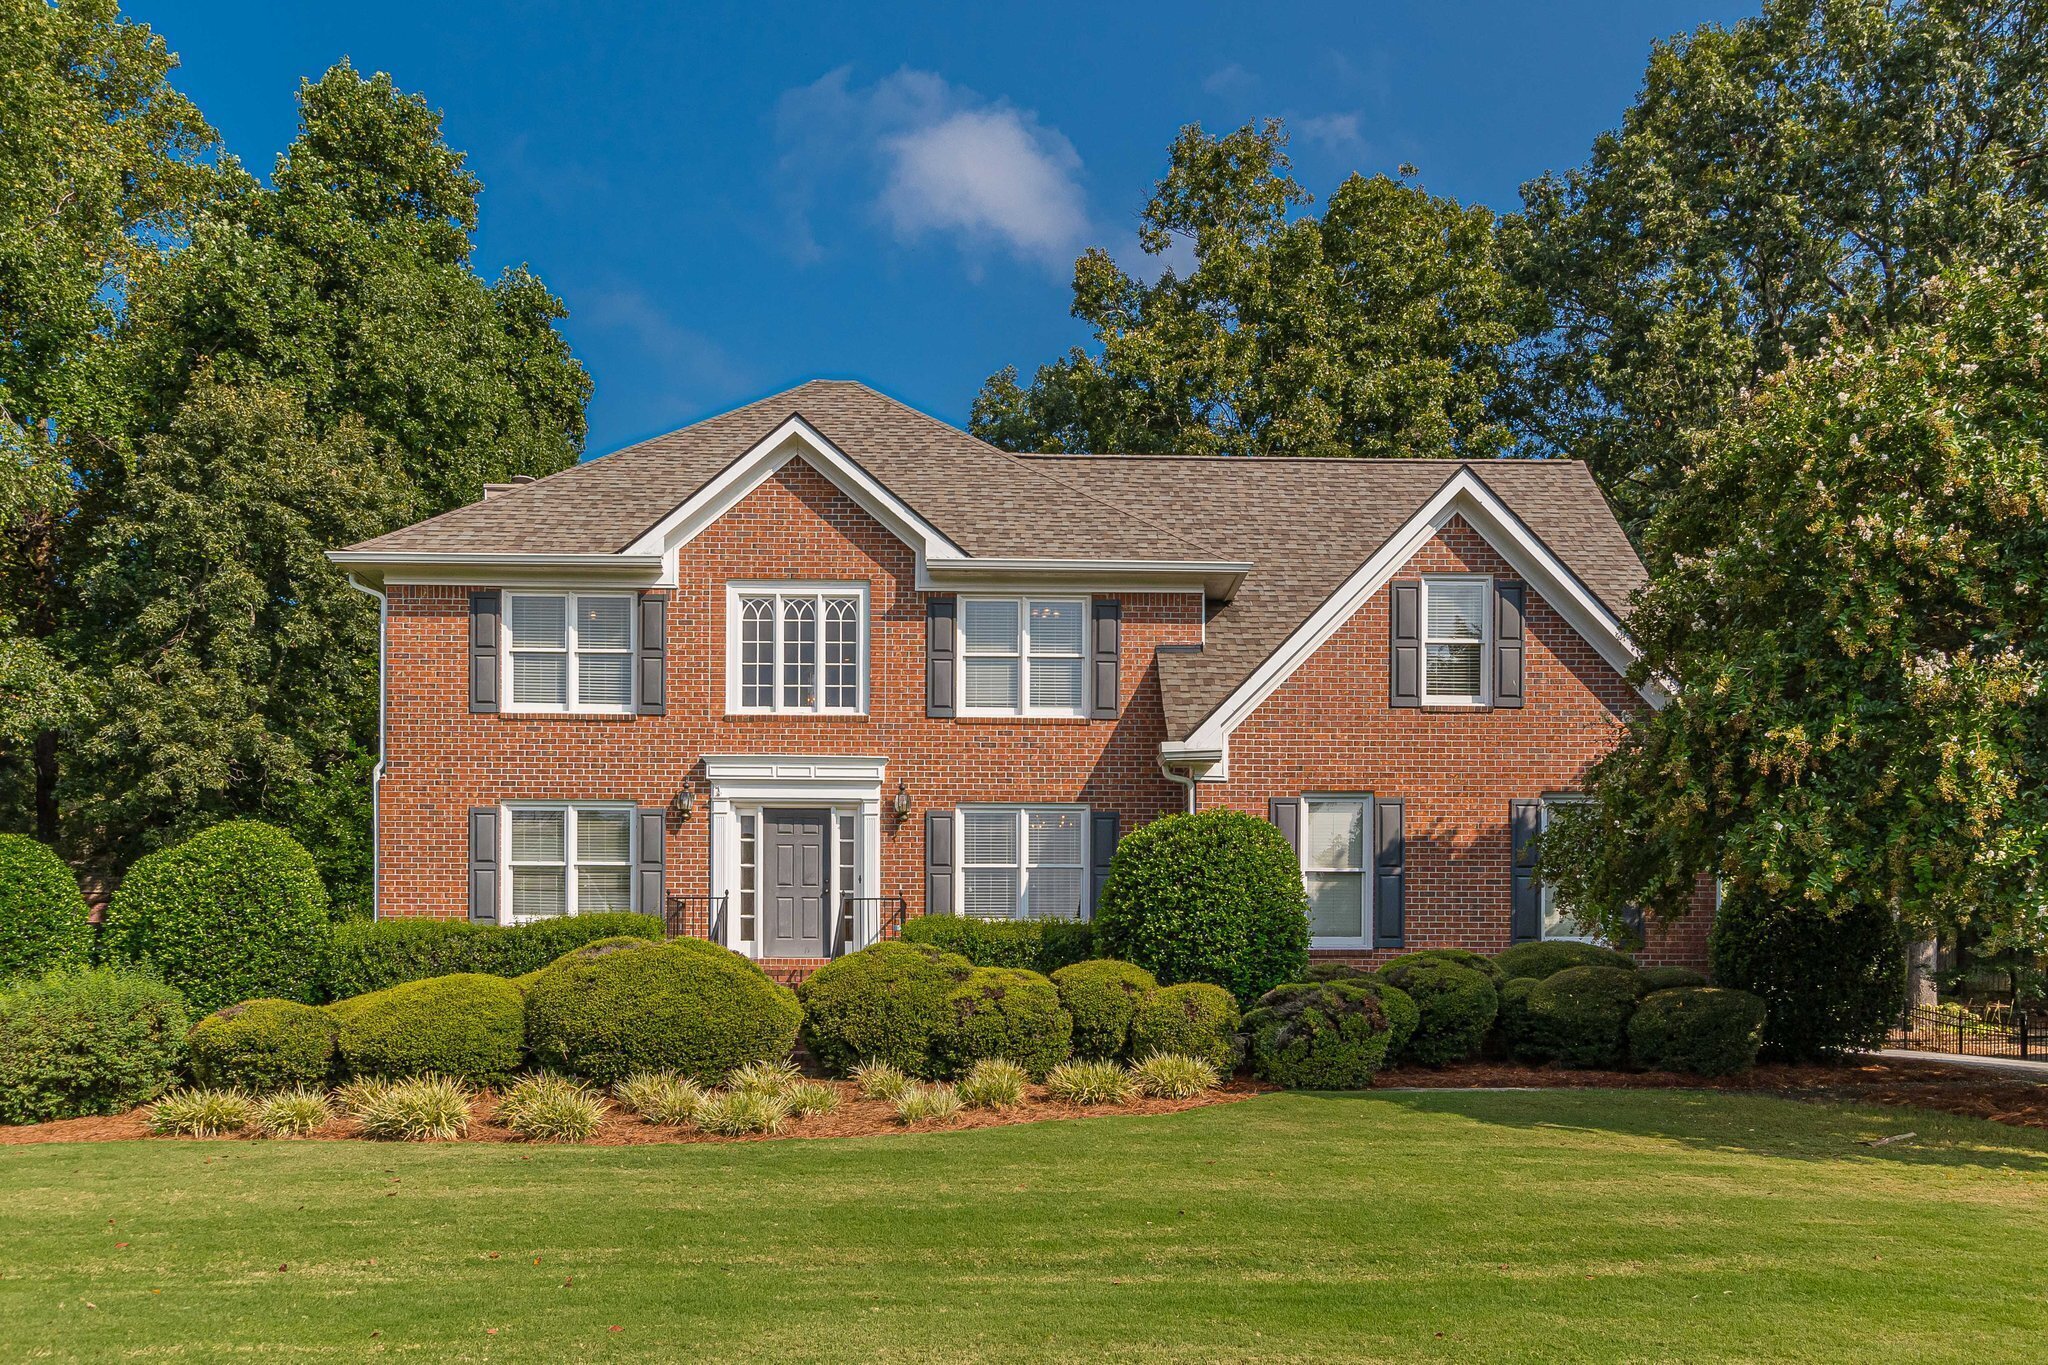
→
(1541, 265, 2048, 959)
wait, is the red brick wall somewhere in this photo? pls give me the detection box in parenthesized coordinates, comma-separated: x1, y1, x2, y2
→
(376, 469, 1712, 968)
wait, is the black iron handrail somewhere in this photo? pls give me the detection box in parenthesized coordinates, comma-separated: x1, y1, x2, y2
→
(665, 894, 728, 942)
(840, 895, 907, 952)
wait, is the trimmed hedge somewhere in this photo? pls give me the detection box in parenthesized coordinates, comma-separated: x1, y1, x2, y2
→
(1051, 959, 1158, 1059)
(1245, 980, 1402, 1089)
(1492, 939, 1635, 983)
(933, 967, 1074, 1080)
(1491, 976, 1537, 1058)
(1629, 987, 1767, 1076)
(1094, 810, 1311, 1006)
(898, 916, 1095, 973)
(0, 834, 91, 982)
(1509, 965, 1640, 1068)
(1127, 982, 1243, 1072)
(1303, 961, 1372, 983)
(323, 913, 663, 999)
(1378, 947, 1506, 989)
(797, 941, 974, 1078)
(0, 968, 188, 1123)
(525, 938, 800, 1084)
(100, 821, 330, 1013)
(1376, 960, 1497, 1066)
(1635, 965, 1709, 993)
(187, 998, 337, 1090)
(330, 973, 526, 1084)
(1708, 893, 1905, 1062)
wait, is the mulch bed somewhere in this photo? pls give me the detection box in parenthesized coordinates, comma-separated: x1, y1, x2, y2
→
(4, 1059, 2044, 1146)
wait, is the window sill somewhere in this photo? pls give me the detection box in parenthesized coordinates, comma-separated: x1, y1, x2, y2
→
(493, 711, 640, 723)
(953, 713, 1095, 725)
(723, 711, 870, 722)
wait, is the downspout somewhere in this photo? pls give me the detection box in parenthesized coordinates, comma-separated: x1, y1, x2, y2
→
(1158, 756, 1197, 815)
(346, 575, 388, 920)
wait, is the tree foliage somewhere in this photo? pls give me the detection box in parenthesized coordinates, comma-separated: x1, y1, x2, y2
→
(1510, 0, 2048, 531)
(1539, 265, 2048, 955)
(972, 120, 1535, 460)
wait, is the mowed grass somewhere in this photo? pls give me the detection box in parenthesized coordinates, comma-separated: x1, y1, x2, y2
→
(4, 1090, 2047, 1362)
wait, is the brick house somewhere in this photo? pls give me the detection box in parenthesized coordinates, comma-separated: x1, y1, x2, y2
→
(330, 380, 1710, 980)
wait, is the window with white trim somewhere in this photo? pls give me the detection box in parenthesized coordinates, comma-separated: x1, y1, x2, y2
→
(1300, 795, 1371, 945)
(505, 593, 634, 712)
(959, 597, 1086, 715)
(1422, 575, 1489, 704)
(505, 805, 633, 921)
(959, 806, 1087, 920)
(729, 586, 866, 714)
(737, 813, 758, 943)
(1539, 795, 1599, 942)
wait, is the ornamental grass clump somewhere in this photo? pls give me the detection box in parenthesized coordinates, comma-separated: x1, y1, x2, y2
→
(956, 1057, 1028, 1110)
(498, 1073, 607, 1142)
(726, 1058, 802, 1097)
(694, 1089, 789, 1136)
(354, 1075, 472, 1141)
(613, 1070, 707, 1125)
(148, 1088, 253, 1137)
(893, 1083, 964, 1125)
(1130, 1051, 1220, 1099)
(333, 1076, 396, 1119)
(782, 1080, 841, 1118)
(851, 1059, 914, 1103)
(253, 1087, 332, 1138)
(1043, 1059, 1135, 1106)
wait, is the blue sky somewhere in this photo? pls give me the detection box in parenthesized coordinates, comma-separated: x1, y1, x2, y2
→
(150, 1, 1755, 458)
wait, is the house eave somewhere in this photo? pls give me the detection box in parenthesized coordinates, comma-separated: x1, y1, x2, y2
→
(918, 557, 1250, 599)
(325, 550, 667, 589)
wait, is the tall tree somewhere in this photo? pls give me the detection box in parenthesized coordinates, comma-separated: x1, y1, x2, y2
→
(972, 120, 1536, 459)
(1512, 0, 2048, 532)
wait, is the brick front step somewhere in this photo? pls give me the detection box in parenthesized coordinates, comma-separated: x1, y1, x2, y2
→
(759, 958, 830, 987)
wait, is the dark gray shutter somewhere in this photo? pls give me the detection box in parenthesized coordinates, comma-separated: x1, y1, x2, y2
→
(469, 591, 501, 713)
(1374, 799, 1406, 949)
(1090, 599, 1122, 719)
(1087, 810, 1120, 915)
(1267, 797, 1301, 853)
(1390, 580, 1422, 708)
(636, 808, 666, 924)
(467, 807, 498, 923)
(926, 598, 956, 717)
(1494, 580, 1526, 709)
(1510, 799, 1542, 942)
(636, 592, 668, 715)
(924, 810, 955, 915)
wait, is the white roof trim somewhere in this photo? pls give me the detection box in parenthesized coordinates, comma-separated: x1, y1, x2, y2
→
(1173, 467, 1658, 757)
(323, 550, 666, 589)
(620, 415, 964, 563)
(917, 556, 1248, 598)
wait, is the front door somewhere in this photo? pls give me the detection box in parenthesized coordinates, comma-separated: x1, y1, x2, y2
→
(762, 809, 829, 958)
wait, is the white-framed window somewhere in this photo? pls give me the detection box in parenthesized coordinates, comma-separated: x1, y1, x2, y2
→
(1421, 575, 1490, 705)
(726, 584, 867, 714)
(1538, 795, 1599, 942)
(958, 805, 1088, 920)
(504, 803, 634, 922)
(1299, 794, 1373, 947)
(736, 813, 758, 943)
(959, 597, 1087, 716)
(505, 592, 635, 712)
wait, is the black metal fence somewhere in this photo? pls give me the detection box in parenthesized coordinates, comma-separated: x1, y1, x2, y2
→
(1887, 1002, 2042, 1060)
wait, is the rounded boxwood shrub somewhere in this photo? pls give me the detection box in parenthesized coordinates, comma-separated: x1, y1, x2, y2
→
(1635, 965, 1709, 993)
(797, 941, 973, 1078)
(187, 998, 337, 1090)
(1377, 947, 1506, 989)
(898, 915, 1095, 973)
(100, 821, 330, 1013)
(1628, 987, 1767, 1076)
(1489, 975, 1538, 1058)
(526, 938, 801, 1084)
(1302, 961, 1371, 983)
(1126, 982, 1243, 1072)
(1509, 965, 1640, 1068)
(1093, 810, 1310, 1006)
(933, 967, 1073, 1080)
(322, 912, 662, 999)
(0, 834, 91, 983)
(1708, 893, 1905, 1062)
(0, 967, 188, 1123)
(1244, 981, 1400, 1089)
(1051, 959, 1158, 1059)
(1375, 960, 1496, 1066)
(1492, 939, 1635, 983)
(331, 973, 525, 1084)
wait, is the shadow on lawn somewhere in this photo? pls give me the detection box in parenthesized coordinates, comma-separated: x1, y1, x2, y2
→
(1294, 1087, 2048, 1174)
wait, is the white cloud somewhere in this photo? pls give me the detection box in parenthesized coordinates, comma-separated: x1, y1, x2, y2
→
(1202, 63, 1257, 97)
(775, 67, 1090, 271)
(1296, 111, 1366, 152)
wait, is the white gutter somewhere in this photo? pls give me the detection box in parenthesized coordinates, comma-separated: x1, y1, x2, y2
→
(345, 574, 388, 921)
(1157, 757, 1198, 815)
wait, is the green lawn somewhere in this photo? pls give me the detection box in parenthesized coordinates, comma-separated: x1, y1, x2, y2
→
(4, 1090, 2046, 1362)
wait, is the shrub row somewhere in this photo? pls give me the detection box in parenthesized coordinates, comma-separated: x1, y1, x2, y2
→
(897, 916, 1095, 974)
(322, 913, 663, 998)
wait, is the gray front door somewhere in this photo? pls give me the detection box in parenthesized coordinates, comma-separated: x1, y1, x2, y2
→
(762, 809, 829, 958)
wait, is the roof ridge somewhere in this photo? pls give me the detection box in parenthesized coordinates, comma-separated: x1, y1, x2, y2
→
(1019, 452, 1592, 468)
